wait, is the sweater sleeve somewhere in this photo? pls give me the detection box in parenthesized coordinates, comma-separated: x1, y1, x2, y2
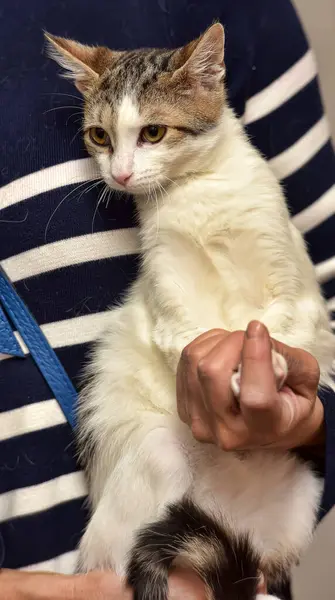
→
(243, 0, 335, 516)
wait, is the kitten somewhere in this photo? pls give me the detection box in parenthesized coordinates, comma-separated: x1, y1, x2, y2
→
(46, 24, 334, 600)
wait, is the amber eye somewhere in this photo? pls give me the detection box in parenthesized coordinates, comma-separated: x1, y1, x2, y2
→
(89, 127, 110, 146)
(141, 125, 167, 144)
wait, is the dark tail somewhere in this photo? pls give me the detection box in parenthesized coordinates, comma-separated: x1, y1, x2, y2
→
(126, 498, 260, 600)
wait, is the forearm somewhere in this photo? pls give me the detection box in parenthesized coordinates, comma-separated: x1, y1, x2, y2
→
(0, 570, 74, 600)
(0, 569, 129, 600)
(0, 568, 205, 600)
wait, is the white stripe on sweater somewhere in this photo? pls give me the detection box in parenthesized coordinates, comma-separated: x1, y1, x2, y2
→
(0, 472, 87, 522)
(10, 311, 112, 355)
(244, 50, 317, 125)
(0, 158, 98, 210)
(2, 228, 139, 283)
(315, 255, 335, 284)
(292, 185, 335, 234)
(0, 399, 66, 442)
(269, 116, 330, 180)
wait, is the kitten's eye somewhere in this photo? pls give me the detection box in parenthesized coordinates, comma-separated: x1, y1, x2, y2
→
(141, 125, 166, 144)
(89, 127, 110, 146)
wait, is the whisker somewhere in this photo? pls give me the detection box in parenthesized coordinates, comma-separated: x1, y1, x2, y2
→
(233, 576, 259, 585)
(44, 178, 101, 242)
(42, 92, 84, 103)
(77, 179, 103, 201)
(105, 188, 114, 209)
(66, 113, 84, 127)
(70, 126, 84, 145)
(154, 184, 160, 241)
(91, 183, 110, 233)
(91, 195, 103, 234)
(43, 105, 83, 115)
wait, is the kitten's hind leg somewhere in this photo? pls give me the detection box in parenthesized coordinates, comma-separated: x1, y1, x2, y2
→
(78, 425, 192, 575)
(231, 350, 288, 397)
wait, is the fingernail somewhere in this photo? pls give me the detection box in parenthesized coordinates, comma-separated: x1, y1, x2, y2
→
(246, 321, 266, 339)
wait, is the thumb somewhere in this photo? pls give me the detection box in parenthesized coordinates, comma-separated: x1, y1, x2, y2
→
(239, 321, 282, 433)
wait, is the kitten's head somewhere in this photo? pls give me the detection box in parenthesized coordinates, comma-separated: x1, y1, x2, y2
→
(45, 24, 226, 195)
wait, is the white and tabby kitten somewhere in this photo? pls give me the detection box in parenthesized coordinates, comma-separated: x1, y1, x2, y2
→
(47, 24, 334, 600)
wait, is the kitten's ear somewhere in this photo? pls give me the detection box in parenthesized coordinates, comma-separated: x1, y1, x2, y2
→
(174, 23, 225, 90)
(44, 32, 115, 93)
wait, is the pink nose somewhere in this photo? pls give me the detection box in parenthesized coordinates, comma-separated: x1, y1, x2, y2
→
(112, 172, 133, 186)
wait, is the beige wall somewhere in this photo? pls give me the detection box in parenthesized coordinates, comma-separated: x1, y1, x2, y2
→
(293, 0, 335, 135)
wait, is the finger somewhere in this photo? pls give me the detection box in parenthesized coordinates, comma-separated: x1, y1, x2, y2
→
(186, 328, 231, 347)
(177, 332, 228, 424)
(239, 321, 281, 432)
(197, 331, 244, 415)
(177, 364, 213, 442)
(196, 331, 252, 448)
(177, 331, 245, 446)
(176, 358, 191, 424)
(270, 338, 320, 392)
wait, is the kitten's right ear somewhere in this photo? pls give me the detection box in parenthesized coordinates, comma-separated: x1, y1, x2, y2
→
(44, 32, 115, 93)
(172, 23, 225, 91)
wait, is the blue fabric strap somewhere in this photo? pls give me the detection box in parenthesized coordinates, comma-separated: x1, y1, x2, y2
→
(0, 302, 25, 357)
(0, 267, 77, 428)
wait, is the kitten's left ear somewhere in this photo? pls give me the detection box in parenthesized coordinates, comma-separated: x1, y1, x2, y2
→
(44, 32, 116, 93)
(173, 23, 225, 90)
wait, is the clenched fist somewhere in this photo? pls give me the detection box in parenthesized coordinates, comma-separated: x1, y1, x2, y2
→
(177, 321, 324, 451)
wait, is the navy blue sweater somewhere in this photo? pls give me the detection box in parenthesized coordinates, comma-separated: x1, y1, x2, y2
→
(0, 0, 334, 583)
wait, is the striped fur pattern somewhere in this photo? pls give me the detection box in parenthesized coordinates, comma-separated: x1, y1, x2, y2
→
(46, 23, 333, 600)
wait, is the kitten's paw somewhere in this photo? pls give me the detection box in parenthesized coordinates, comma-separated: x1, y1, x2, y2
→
(271, 350, 288, 390)
(230, 350, 288, 398)
(231, 367, 242, 397)
(256, 596, 281, 600)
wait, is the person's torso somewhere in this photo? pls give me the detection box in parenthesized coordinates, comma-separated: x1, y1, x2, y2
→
(0, 0, 261, 571)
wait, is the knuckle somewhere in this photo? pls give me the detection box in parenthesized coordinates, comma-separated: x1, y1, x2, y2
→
(216, 434, 239, 452)
(180, 343, 193, 364)
(213, 423, 244, 452)
(231, 330, 245, 345)
(197, 357, 221, 381)
(181, 343, 202, 367)
(191, 419, 210, 442)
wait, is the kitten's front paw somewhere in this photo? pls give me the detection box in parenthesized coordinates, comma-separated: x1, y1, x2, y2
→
(231, 350, 288, 397)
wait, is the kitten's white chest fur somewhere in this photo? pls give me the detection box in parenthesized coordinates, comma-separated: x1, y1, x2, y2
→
(77, 108, 333, 580)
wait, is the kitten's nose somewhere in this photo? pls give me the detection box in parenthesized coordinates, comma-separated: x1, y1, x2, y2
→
(112, 172, 133, 186)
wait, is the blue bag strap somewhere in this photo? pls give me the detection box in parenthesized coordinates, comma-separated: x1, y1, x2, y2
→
(0, 266, 77, 428)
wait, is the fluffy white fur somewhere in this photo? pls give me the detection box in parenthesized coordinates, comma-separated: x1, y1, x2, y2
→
(77, 98, 333, 578)
(48, 24, 335, 595)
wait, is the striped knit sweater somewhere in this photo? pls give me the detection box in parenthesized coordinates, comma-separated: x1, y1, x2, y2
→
(0, 0, 334, 575)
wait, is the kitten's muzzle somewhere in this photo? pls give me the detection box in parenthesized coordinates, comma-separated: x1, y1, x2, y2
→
(112, 171, 133, 187)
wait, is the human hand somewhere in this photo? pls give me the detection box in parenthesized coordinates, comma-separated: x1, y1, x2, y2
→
(177, 321, 324, 451)
(0, 567, 208, 600)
